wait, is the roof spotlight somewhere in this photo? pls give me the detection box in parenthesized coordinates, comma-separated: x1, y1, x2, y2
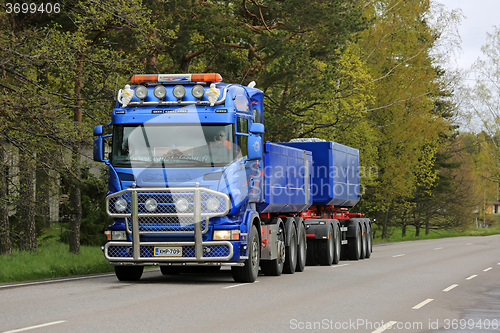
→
(134, 85, 148, 100)
(192, 85, 205, 99)
(173, 85, 186, 100)
(153, 85, 167, 99)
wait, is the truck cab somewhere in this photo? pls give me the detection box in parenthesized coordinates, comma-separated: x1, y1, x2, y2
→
(94, 73, 265, 282)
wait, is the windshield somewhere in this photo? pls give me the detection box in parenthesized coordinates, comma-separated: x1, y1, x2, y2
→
(111, 124, 235, 168)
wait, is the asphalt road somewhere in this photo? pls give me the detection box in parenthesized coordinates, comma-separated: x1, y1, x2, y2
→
(1, 235, 499, 333)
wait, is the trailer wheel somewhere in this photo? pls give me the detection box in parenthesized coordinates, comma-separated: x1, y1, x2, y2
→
(332, 224, 341, 265)
(231, 224, 260, 283)
(347, 225, 362, 260)
(261, 224, 285, 276)
(317, 224, 334, 266)
(283, 224, 297, 274)
(365, 224, 372, 259)
(114, 266, 143, 281)
(360, 224, 367, 260)
(295, 223, 307, 272)
(306, 239, 317, 266)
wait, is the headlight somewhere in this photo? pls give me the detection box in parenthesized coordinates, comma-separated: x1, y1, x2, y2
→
(153, 85, 167, 99)
(206, 197, 221, 212)
(214, 230, 240, 240)
(111, 230, 127, 241)
(175, 198, 189, 212)
(191, 85, 205, 99)
(135, 85, 148, 100)
(115, 198, 127, 212)
(173, 85, 186, 100)
(144, 198, 158, 212)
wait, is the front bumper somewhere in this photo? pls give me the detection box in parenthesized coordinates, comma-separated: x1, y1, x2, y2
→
(106, 186, 232, 262)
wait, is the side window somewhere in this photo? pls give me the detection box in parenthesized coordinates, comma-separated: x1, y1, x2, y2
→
(252, 108, 262, 124)
(237, 117, 248, 157)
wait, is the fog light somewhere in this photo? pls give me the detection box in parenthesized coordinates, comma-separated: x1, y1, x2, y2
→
(114, 198, 127, 212)
(144, 198, 158, 212)
(175, 198, 189, 212)
(206, 197, 220, 212)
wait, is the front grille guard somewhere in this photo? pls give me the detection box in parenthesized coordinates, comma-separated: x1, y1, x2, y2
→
(106, 186, 231, 261)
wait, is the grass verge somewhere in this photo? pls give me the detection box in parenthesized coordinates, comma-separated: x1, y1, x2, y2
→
(373, 224, 500, 243)
(0, 241, 113, 283)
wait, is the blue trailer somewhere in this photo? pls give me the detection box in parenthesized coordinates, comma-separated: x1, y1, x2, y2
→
(93, 73, 372, 282)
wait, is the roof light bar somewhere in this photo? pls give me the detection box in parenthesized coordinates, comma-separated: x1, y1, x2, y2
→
(130, 73, 223, 84)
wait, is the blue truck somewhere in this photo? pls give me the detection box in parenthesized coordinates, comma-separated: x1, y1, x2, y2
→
(93, 73, 372, 283)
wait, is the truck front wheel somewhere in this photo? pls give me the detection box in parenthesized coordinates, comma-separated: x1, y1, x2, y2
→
(114, 266, 144, 281)
(231, 224, 260, 283)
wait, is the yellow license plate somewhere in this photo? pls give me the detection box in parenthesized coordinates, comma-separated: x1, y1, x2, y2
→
(154, 247, 182, 257)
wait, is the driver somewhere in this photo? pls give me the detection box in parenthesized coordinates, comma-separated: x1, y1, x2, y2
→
(210, 130, 231, 149)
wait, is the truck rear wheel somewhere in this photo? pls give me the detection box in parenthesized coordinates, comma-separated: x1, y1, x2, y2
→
(114, 266, 144, 281)
(283, 224, 297, 274)
(261, 225, 285, 276)
(296, 223, 307, 272)
(317, 224, 334, 266)
(347, 225, 362, 260)
(231, 224, 260, 283)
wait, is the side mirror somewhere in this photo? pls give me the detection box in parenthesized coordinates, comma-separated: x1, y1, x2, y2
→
(247, 135, 262, 160)
(249, 123, 264, 134)
(93, 136, 104, 162)
(93, 125, 103, 136)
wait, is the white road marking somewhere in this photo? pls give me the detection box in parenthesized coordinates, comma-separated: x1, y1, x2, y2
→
(332, 264, 349, 268)
(466, 275, 477, 280)
(0, 273, 116, 289)
(443, 284, 459, 292)
(371, 321, 398, 333)
(223, 281, 259, 289)
(412, 298, 434, 309)
(483, 267, 492, 272)
(2, 321, 66, 333)
(392, 254, 405, 258)
(434, 247, 443, 250)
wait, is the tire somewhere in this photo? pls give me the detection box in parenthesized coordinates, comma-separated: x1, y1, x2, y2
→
(306, 239, 317, 266)
(365, 224, 372, 259)
(347, 224, 362, 260)
(332, 223, 341, 265)
(295, 223, 307, 272)
(283, 224, 297, 274)
(114, 266, 144, 281)
(160, 266, 182, 275)
(261, 224, 285, 276)
(360, 224, 367, 260)
(317, 224, 334, 266)
(231, 224, 260, 283)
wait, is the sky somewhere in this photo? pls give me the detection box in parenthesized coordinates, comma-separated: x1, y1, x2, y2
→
(435, 0, 500, 70)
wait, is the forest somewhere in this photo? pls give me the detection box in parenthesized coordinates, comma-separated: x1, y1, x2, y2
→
(1, 0, 499, 256)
